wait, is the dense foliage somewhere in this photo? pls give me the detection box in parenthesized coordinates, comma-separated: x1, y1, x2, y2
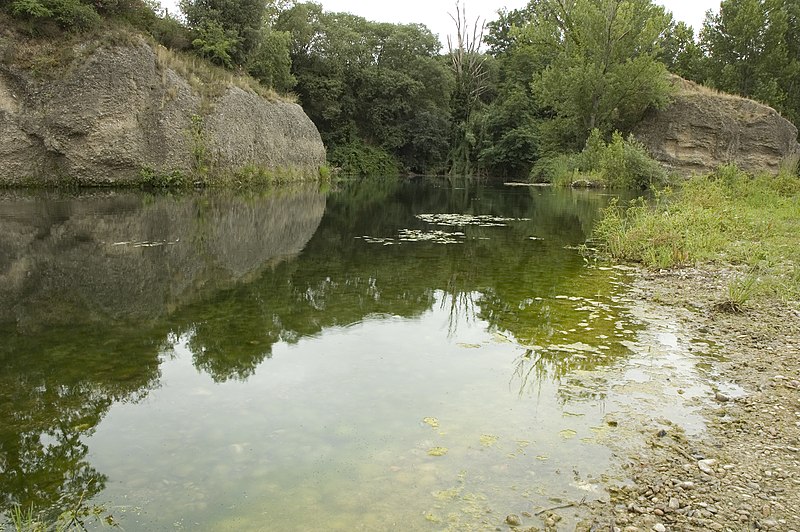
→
(700, 0, 800, 126)
(273, 4, 452, 175)
(2, 0, 798, 179)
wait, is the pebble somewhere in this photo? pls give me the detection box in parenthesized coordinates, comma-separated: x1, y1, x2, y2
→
(668, 497, 680, 510)
(505, 514, 522, 527)
(697, 459, 717, 474)
(652, 525, 666, 532)
(715, 392, 730, 402)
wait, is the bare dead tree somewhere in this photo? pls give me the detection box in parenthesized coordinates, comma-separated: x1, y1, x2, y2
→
(447, 1, 489, 109)
(446, 1, 488, 175)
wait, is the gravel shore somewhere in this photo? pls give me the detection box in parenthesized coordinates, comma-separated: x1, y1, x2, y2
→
(570, 267, 800, 532)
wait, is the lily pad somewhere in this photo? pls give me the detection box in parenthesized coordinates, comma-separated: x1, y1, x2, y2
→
(559, 429, 578, 440)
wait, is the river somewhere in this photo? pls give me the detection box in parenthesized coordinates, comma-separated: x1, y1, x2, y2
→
(0, 179, 730, 530)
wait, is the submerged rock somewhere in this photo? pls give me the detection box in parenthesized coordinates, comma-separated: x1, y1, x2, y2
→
(634, 75, 800, 176)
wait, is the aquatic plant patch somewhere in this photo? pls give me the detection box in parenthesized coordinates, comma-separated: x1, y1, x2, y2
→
(355, 229, 464, 245)
(416, 213, 531, 227)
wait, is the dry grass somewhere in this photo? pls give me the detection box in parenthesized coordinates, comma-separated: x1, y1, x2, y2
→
(0, 13, 295, 104)
(150, 41, 295, 104)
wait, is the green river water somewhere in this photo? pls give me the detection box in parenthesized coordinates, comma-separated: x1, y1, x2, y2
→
(0, 179, 733, 530)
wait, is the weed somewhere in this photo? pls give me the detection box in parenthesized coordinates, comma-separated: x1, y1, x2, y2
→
(594, 164, 800, 302)
(318, 165, 332, 180)
(9, 504, 41, 531)
(138, 167, 190, 188)
(187, 114, 211, 177)
(716, 267, 759, 313)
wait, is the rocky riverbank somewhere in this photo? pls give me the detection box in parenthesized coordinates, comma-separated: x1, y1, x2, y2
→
(570, 267, 800, 532)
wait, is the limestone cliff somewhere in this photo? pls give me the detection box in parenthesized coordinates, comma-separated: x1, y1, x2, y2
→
(0, 33, 326, 185)
(634, 76, 800, 176)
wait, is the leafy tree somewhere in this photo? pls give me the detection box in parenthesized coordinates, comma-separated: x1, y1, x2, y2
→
(531, 0, 673, 151)
(180, 0, 266, 66)
(475, 3, 563, 177)
(475, 87, 540, 176)
(276, 3, 452, 175)
(701, 0, 800, 124)
(246, 26, 295, 91)
(659, 20, 705, 82)
(191, 18, 239, 67)
(484, 5, 536, 56)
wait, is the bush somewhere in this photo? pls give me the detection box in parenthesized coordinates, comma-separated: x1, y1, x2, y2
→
(329, 141, 401, 177)
(10, 0, 53, 19)
(191, 19, 239, 68)
(9, 0, 100, 31)
(148, 13, 192, 51)
(532, 129, 668, 189)
(530, 153, 580, 186)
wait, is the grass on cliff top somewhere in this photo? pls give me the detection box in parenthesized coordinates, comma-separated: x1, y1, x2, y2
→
(593, 160, 800, 304)
(151, 42, 294, 103)
(0, 14, 294, 104)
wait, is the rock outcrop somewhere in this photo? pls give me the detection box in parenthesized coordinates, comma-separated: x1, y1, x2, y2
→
(0, 32, 326, 185)
(634, 76, 800, 176)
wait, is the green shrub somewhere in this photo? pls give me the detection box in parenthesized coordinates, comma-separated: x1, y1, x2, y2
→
(10, 0, 53, 19)
(532, 129, 667, 189)
(191, 19, 239, 68)
(9, 0, 100, 31)
(148, 13, 192, 50)
(329, 141, 401, 177)
(530, 154, 580, 186)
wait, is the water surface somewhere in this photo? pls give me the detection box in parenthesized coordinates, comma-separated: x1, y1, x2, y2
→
(0, 180, 718, 530)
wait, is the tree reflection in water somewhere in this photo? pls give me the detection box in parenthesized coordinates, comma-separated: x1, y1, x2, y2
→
(0, 179, 638, 525)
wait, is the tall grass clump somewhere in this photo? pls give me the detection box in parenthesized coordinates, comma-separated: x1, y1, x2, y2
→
(594, 162, 800, 302)
(152, 43, 292, 103)
(532, 129, 668, 189)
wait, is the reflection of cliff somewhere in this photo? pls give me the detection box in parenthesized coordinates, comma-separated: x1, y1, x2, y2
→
(0, 186, 325, 522)
(0, 187, 326, 330)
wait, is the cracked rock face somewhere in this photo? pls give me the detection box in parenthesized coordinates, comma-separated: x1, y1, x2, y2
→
(634, 76, 800, 176)
(0, 35, 326, 185)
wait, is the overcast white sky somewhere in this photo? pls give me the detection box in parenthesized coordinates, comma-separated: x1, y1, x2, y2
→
(161, 0, 721, 42)
(317, 0, 719, 43)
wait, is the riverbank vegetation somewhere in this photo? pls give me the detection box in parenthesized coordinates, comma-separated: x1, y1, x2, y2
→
(594, 160, 800, 303)
(2, 0, 797, 178)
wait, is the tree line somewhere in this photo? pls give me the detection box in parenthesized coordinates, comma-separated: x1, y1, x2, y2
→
(3, 0, 799, 177)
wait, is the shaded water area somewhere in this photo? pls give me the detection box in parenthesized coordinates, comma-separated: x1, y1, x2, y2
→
(0, 180, 729, 530)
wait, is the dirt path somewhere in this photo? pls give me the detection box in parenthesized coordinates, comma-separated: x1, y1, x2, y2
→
(569, 267, 800, 532)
